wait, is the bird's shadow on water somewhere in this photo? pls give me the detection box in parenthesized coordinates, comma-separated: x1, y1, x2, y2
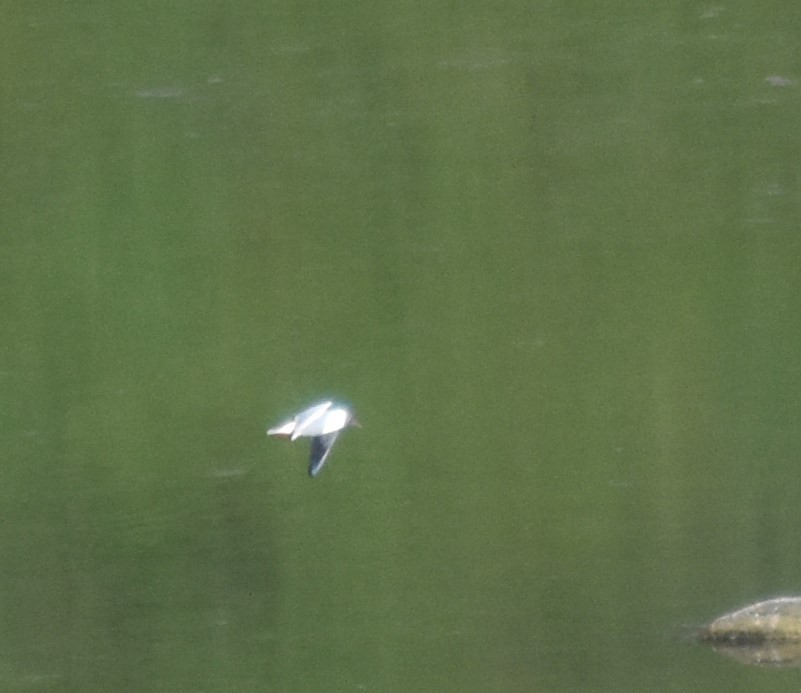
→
(189, 411, 284, 645)
(192, 466, 284, 658)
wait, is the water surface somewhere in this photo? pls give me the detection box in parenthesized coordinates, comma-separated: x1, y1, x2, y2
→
(3, 2, 801, 691)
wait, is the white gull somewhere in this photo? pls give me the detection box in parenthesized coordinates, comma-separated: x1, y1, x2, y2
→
(267, 400, 359, 477)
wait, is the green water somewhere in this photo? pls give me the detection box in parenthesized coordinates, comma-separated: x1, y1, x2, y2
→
(3, 2, 801, 691)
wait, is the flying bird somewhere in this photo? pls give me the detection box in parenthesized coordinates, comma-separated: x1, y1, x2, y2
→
(266, 400, 359, 477)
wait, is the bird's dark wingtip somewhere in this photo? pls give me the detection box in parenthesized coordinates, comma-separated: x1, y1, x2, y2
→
(307, 432, 340, 478)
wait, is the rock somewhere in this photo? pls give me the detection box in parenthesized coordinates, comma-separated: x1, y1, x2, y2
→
(698, 597, 801, 667)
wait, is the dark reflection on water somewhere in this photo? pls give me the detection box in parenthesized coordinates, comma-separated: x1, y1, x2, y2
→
(704, 641, 801, 668)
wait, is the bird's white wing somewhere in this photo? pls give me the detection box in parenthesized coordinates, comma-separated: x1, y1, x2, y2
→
(267, 419, 296, 437)
(291, 401, 333, 440)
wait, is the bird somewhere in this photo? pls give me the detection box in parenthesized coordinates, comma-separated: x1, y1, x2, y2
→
(266, 400, 359, 477)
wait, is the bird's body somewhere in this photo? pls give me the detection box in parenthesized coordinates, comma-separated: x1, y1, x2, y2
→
(267, 400, 358, 476)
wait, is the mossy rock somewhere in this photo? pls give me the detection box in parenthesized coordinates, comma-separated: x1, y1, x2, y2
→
(698, 597, 801, 667)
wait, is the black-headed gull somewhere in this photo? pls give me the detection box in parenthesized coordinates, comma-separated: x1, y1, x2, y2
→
(266, 400, 359, 477)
